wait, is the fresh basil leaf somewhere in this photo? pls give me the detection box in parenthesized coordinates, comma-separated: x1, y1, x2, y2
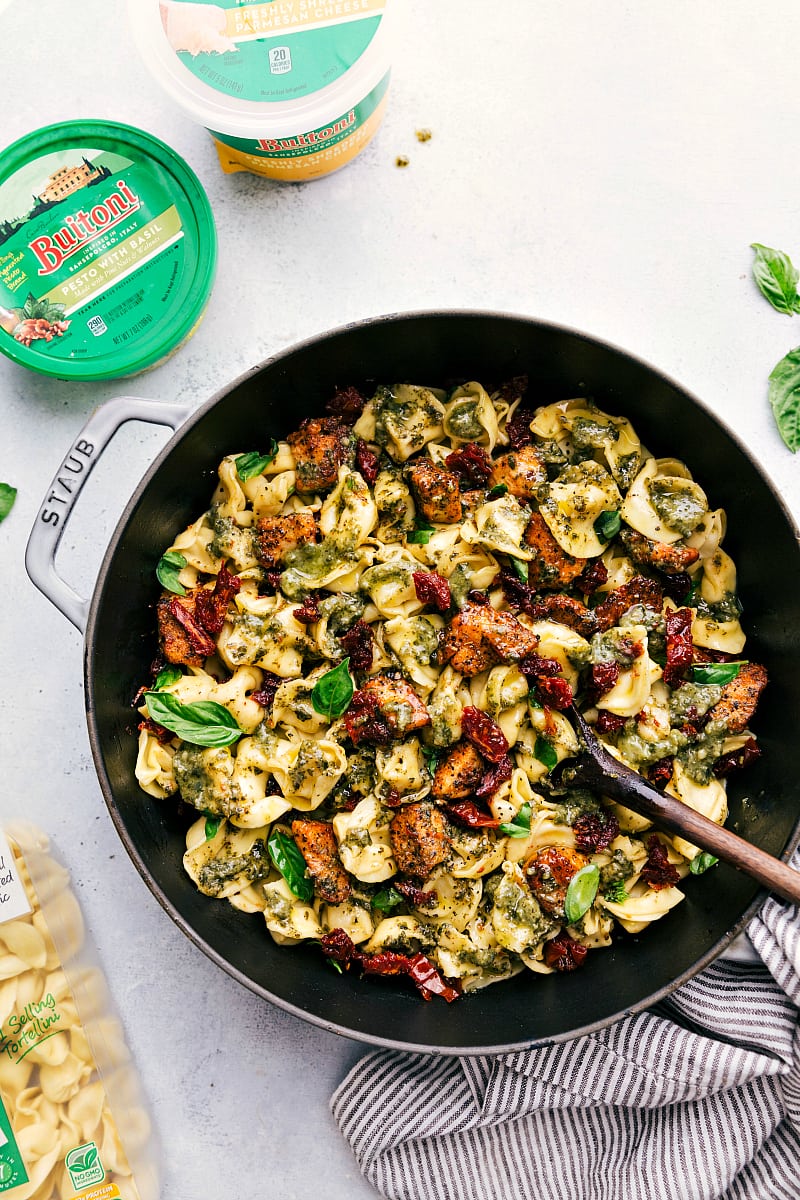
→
(311, 658, 354, 721)
(0, 483, 17, 524)
(750, 243, 800, 316)
(154, 664, 182, 690)
(327, 958, 344, 974)
(267, 830, 314, 902)
(528, 690, 543, 709)
(602, 879, 628, 904)
(407, 518, 435, 545)
(690, 661, 745, 686)
(421, 745, 441, 775)
(564, 864, 600, 924)
(511, 557, 529, 583)
(144, 693, 242, 747)
(499, 801, 532, 839)
(689, 852, 719, 875)
(156, 550, 188, 595)
(534, 735, 557, 770)
(768, 347, 800, 452)
(204, 816, 221, 840)
(235, 442, 279, 482)
(488, 482, 508, 498)
(372, 886, 404, 912)
(593, 509, 621, 542)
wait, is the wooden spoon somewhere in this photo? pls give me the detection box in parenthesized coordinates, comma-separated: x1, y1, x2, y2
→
(554, 706, 800, 906)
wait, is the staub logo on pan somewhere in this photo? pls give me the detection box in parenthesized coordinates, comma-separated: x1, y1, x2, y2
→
(39, 439, 94, 527)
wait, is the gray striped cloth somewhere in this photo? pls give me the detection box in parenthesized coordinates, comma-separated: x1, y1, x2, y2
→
(332, 869, 800, 1200)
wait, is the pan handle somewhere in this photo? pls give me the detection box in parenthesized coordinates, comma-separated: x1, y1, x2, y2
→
(25, 396, 192, 633)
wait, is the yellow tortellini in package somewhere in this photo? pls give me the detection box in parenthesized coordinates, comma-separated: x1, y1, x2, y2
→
(0, 826, 157, 1200)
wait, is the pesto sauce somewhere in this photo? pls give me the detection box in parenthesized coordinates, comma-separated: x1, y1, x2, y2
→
(493, 876, 555, 945)
(668, 682, 722, 724)
(571, 415, 617, 450)
(553, 790, 601, 825)
(647, 480, 705, 537)
(616, 726, 687, 768)
(197, 836, 270, 896)
(599, 849, 634, 890)
(446, 399, 483, 440)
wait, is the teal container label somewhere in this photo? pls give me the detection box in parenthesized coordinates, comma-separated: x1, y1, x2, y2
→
(162, 0, 385, 102)
(0, 147, 188, 367)
(0, 1095, 29, 1192)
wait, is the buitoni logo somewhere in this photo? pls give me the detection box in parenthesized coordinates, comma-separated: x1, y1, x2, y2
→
(27, 181, 141, 275)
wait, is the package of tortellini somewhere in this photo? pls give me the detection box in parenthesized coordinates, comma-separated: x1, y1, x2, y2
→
(0, 824, 158, 1200)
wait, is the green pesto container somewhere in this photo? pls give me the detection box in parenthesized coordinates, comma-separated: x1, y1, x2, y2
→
(0, 120, 217, 380)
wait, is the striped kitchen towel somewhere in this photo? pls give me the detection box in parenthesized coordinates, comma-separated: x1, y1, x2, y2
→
(332, 871, 800, 1200)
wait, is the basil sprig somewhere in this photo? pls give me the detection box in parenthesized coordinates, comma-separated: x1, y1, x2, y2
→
(690, 852, 719, 875)
(768, 348, 800, 452)
(691, 661, 745, 686)
(751, 243, 800, 316)
(204, 816, 221, 840)
(534, 735, 558, 770)
(499, 802, 532, 839)
(488, 482, 508, 498)
(594, 509, 621, 542)
(154, 664, 182, 690)
(407, 518, 435, 545)
(372, 886, 404, 912)
(0, 483, 17, 524)
(267, 830, 314, 902)
(564, 864, 600, 924)
(602, 879, 629, 904)
(144, 693, 243, 747)
(311, 658, 354, 721)
(235, 442, 279, 482)
(156, 550, 188, 595)
(511, 557, 529, 583)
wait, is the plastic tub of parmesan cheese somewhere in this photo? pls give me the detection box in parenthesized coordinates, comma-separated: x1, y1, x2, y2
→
(128, 1, 392, 181)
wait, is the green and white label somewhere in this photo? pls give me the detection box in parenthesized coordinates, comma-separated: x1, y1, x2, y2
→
(162, 0, 385, 102)
(0, 1095, 29, 1193)
(66, 1142, 105, 1190)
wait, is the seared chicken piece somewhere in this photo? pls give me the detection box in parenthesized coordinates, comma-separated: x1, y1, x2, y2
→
(292, 819, 351, 904)
(524, 847, 587, 919)
(431, 741, 485, 800)
(528, 593, 598, 640)
(438, 600, 539, 677)
(287, 416, 352, 493)
(256, 512, 318, 568)
(594, 576, 665, 632)
(487, 444, 547, 501)
(709, 662, 768, 734)
(619, 527, 700, 575)
(523, 513, 586, 590)
(407, 459, 462, 524)
(361, 675, 431, 735)
(157, 593, 207, 667)
(389, 802, 451, 878)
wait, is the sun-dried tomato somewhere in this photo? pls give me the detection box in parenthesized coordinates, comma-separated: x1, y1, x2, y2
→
(595, 710, 626, 735)
(251, 672, 282, 710)
(573, 810, 620, 853)
(293, 593, 321, 625)
(138, 717, 172, 742)
(505, 405, 536, 449)
(319, 929, 460, 1001)
(405, 954, 461, 1002)
(338, 620, 375, 673)
(413, 570, 452, 613)
(693, 646, 738, 664)
(382, 788, 405, 809)
(445, 442, 492, 485)
(577, 558, 609, 594)
(543, 933, 588, 972)
(320, 928, 360, 963)
(355, 438, 380, 484)
(475, 753, 513, 799)
(588, 661, 620, 700)
(496, 374, 529, 404)
(461, 706, 509, 763)
(195, 563, 241, 635)
(395, 879, 436, 907)
(498, 566, 536, 614)
(663, 608, 694, 688)
(261, 569, 283, 594)
(168, 598, 216, 658)
(713, 737, 762, 778)
(466, 588, 491, 606)
(641, 836, 681, 890)
(344, 691, 394, 745)
(534, 676, 574, 711)
(441, 799, 500, 829)
(326, 385, 367, 424)
(518, 652, 563, 681)
(648, 756, 675, 790)
(334, 788, 360, 812)
(661, 571, 693, 606)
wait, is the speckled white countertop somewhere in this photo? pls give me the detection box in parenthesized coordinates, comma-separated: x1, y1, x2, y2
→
(1, 2, 799, 1197)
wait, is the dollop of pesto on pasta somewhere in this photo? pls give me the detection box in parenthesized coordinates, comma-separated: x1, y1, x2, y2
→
(134, 382, 766, 996)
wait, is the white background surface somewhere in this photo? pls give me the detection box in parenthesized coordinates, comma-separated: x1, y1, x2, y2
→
(1, 2, 799, 1197)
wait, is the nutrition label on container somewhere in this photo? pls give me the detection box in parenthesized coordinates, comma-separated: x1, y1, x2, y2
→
(160, 0, 386, 102)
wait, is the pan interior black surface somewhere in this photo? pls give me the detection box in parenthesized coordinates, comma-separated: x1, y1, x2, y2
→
(85, 313, 800, 1053)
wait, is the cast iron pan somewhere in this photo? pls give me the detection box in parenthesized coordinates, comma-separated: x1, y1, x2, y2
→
(27, 312, 800, 1054)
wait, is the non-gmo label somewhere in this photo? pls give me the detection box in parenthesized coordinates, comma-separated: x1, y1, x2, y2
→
(0, 1094, 29, 1193)
(0, 833, 31, 924)
(66, 1142, 105, 1190)
(0, 146, 185, 368)
(162, 0, 385, 102)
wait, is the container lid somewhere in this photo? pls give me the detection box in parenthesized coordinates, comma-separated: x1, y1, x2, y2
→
(128, 0, 390, 138)
(0, 120, 217, 380)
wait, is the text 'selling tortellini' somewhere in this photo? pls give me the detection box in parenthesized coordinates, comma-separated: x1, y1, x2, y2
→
(538, 460, 622, 557)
